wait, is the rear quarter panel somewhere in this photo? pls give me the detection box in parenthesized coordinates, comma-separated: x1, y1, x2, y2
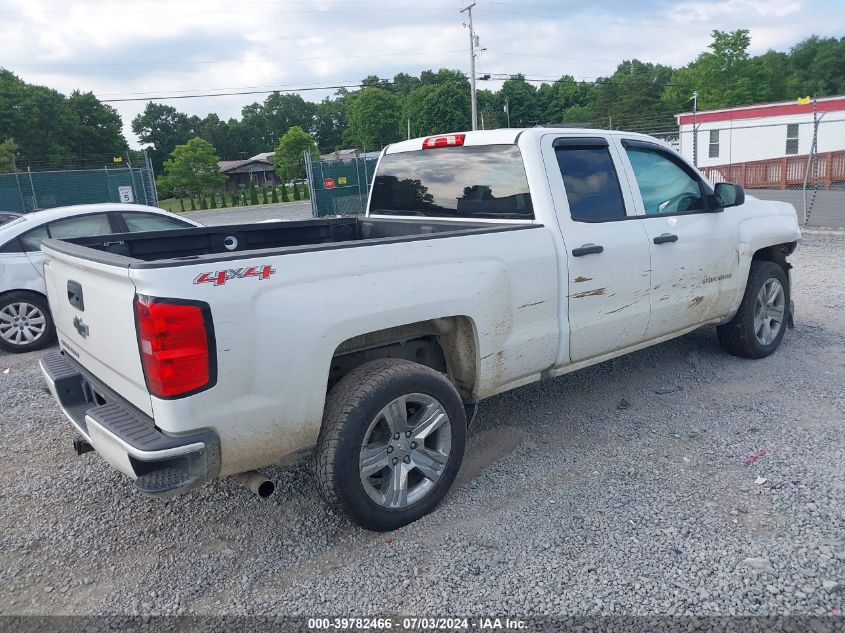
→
(130, 227, 559, 476)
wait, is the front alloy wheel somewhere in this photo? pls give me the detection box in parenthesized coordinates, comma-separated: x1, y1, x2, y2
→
(753, 278, 785, 346)
(717, 260, 790, 359)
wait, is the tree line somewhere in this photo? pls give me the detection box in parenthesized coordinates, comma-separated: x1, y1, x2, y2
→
(0, 68, 127, 171)
(1, 31, 843, 176)
(155, 128, 316, 203)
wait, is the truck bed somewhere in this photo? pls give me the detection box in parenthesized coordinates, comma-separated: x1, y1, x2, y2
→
(42, 216, 537, 268)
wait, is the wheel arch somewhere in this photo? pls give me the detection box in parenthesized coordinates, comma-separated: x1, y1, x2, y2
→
(0, 288, 49, 302)
(327, 316, 479, 403)
(751, 242, 796, 277)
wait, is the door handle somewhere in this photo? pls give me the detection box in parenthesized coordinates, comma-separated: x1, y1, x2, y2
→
(67, 280, 84, 311)
(572, 244, 604, 257)
(653, 233, 678, 245)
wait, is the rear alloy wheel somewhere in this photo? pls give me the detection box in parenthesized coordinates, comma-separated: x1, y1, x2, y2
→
(359, 393, 453, 510)
(0, 293, 56, 353)
(315, 359, 466, 531)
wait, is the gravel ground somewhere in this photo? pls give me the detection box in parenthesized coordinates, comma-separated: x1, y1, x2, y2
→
(0, 231, 843, 619)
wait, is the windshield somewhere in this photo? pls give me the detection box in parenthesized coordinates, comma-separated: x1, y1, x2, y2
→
(369, 145, 534, 219)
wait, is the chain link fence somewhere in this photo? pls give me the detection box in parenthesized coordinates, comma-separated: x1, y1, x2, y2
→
(0, 151, 158, 213)
(305, 151, 378, 217)
(597, 115, 845, 228)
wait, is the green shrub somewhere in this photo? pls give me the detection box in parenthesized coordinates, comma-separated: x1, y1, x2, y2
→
(179, 198, 185, 212)
(281, 183, 289, 203)
(262, 187, 269, 204)
(302, 184, 309, 199)
(190, 196, 196, 211)
(271, 187, 279, 203)
(209, 193, 217, 209)
(249, 179, 259, 205)
(199, 195, 208, 210)
(293, 182, 301, 201)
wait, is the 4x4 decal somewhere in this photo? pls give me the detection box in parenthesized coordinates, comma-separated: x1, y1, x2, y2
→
(194, 265, 276, 286)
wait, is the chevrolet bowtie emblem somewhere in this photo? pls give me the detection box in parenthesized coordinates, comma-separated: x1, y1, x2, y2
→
(73, 316, 89, 338)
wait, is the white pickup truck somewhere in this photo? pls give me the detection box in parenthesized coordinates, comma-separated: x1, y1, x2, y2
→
(39, 128, 799, 530)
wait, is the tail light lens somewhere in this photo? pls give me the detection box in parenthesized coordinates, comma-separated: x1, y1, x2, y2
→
(134, 295, 215, 398)
(422, 133, 465, 148)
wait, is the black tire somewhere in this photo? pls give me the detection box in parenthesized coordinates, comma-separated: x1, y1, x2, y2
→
(314, 358, 467, 531)
(717, 261, 789, 359)
(0, 292, 56, 354)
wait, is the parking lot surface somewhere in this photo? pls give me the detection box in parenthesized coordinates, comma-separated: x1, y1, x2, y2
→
(185, 201, 313, 225)
(0, 230, 843, 618)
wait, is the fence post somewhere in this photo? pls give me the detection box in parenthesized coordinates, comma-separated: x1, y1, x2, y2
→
(125, 152, 139, 204)
(144, 150, 159, 206)
(27, 166, 38, 210)
(305, 150, 317, 218)
(356, 156, 364, 212)
(12, 158, 25, 213)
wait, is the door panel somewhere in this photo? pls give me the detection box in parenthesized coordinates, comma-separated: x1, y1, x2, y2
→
(543, 135, 653, 363)
(617, 140, 740, 338)
(641, 214, 738, 337)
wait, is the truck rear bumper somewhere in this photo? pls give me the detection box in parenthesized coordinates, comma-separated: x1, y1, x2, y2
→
(40, 349, 219, 497)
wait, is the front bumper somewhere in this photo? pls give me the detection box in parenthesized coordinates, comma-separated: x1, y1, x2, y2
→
(40, 350, 219, 497)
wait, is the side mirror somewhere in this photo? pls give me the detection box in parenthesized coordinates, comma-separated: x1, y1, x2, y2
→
(713, 182, 745, 209)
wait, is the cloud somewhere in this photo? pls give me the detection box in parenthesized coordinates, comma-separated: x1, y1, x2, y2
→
(2, 0, 842, 148)
(666, 0, 804, 23)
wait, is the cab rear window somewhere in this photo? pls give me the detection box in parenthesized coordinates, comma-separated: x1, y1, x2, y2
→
(369, 145, 534, 219)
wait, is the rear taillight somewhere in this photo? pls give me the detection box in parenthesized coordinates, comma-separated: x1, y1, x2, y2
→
(422, 133, 465, 148)
(134, 295, 215, 398)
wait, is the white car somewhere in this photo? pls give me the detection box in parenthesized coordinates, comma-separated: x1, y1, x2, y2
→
(0, 204, 200, 353)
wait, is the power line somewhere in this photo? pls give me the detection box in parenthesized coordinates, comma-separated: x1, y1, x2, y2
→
(0, 4, 463, 14)
(99, 82, 368, 103)
(11, 49, 467, 69)
(95, 72, 751, 102)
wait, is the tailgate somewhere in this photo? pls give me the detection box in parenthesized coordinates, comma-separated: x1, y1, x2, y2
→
(42, 243, 152, 416)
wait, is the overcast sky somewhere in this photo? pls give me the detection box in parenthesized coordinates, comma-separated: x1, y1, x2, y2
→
(4, 0, 844, 147)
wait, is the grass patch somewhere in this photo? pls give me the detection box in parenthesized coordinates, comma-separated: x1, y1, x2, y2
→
(158, 196, 307, 214)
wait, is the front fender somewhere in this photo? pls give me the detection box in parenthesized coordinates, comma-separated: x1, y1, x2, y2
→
(730, 197, 801, 314)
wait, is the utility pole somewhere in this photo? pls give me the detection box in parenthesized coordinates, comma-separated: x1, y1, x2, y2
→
(461, 3, 479, 130)
(691, 91, 699, 168)
(503, 97, 510, 128)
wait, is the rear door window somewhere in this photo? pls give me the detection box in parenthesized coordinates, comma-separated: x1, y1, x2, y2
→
(370, 145, 534, 219)
(19, 225, 50, 252)
(554, 140, 627, 222)
(120, 212, 190, 232)
(48, 214, 114, 240)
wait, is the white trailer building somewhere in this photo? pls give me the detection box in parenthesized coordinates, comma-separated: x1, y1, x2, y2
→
(676, 96, 845, 189)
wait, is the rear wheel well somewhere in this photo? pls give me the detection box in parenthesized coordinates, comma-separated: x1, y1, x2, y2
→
(328, 317, 478, 402)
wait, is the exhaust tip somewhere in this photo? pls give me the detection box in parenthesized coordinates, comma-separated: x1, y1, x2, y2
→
(256, 479, 275, 498)
(73, 438, 94, 456)
(233, 471, 275, 498)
